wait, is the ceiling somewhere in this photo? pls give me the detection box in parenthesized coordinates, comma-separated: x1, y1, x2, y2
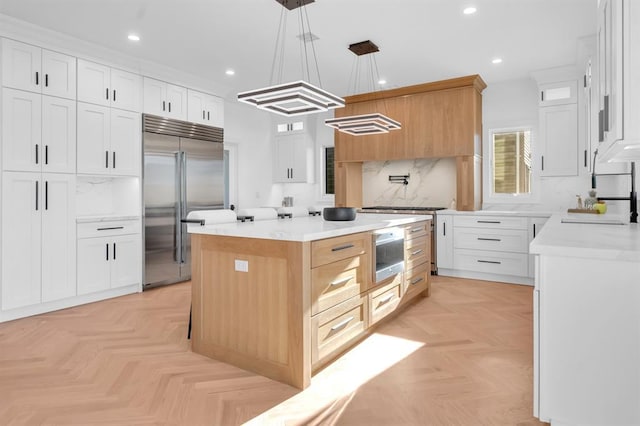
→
(0, 0, 597, 100)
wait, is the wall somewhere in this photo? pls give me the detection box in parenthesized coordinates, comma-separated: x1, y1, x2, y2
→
(362, 158, 457, 208)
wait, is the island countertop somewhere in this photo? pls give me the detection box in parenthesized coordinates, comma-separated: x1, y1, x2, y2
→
(186, 213, 431, 242)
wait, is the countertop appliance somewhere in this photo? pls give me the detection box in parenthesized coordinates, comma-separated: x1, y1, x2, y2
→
(143, 114, 224, 288)
(372, 227, 405, 284)
(359, 206, 446, 274)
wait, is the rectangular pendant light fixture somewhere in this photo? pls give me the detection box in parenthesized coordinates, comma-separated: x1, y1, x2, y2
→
(325, 113, 401, 135)
(238, 80, 344, 117)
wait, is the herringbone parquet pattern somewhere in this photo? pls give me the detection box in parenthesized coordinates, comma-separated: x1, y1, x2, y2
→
(0, 277, 545, 425)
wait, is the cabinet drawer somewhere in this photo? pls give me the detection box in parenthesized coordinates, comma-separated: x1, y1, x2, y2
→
(404, 235, 429, 270)
(454, 215, 527, 230)
(77, 219, 141, 238)
(311, 295, 366, 368)
(453, 227, 528, 253)
(404, 220, 430, 240)
(454, 249, 528, 277)
(311, 232, 369, 268)
(311, 255, 368, 315)
(368, 278, 402, 326)
(403, 262, 429, 302)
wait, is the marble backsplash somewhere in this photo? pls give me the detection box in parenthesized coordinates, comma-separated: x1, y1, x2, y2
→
(362, 158, 457, 208)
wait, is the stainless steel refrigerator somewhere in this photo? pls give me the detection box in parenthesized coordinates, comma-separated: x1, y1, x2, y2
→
(142, 114, 224, 288)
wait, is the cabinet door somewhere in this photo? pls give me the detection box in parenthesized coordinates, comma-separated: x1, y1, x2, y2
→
(1, 88, 42, 172)
(166, 84, 187, 120)
(42, 96, 76, 173)
(436, 215, 453, 270)
(1, 38, 41, 93)
(206, 96, 224, 128)
(539, 104, 578, 177)
(111, 68, 142, 112)
(110, 109, 141, 176)
(528, 217, 548, 278)
(274, 134, 308, 182)
(77, 237, 111, 295)
(602, 0, 624, 144)
(187, 89, 206, 124)
(143, 77, 167, 116)
(77, 103, 111, 174)
(111, 234, 141, 289)
(1, 172, 42, 310)
(41, 173, 76, 302)
(77, 59, 110, 107)
(41, 49, 76, 99)
(273, 136, 292, 182)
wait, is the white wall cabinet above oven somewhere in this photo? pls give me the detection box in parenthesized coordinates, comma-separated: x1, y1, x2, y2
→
(77, 59, 142, 112)
(143, 77, 187, 120)
(1, 38, 76, 100)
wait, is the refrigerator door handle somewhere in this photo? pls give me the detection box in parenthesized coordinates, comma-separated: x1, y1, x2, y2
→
(180, 150, 188, 264)
(175, 151, 183, 264)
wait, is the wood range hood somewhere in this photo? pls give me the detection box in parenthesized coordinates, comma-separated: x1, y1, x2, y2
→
(332, 74, 486, 211)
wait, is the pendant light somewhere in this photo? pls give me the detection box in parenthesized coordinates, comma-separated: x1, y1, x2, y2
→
(237, 0, 344, 117)
(324, 40, 402, 135)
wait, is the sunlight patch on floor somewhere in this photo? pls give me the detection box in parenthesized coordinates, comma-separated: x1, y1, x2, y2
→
(246, 333, 424, 425)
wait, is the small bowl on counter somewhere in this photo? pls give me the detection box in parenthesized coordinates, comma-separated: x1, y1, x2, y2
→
(323, 207, 357, 221)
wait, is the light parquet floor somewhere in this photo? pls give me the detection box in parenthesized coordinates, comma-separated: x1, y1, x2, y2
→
(0, 276, 546, 425)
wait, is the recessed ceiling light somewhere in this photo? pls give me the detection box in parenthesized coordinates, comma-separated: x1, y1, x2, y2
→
(128, 34, 140, 42)
(378, 79, 387, 85)
(492, 58, 503, 64)
(463, 6, 477, 15)
(225, 69, 235, 76)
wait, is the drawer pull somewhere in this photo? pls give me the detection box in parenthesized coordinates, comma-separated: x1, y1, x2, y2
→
(97, 226, 125, 231)
(330, 316, 354, 331)
(410, 276, 424, 285)
(331, 243, 354, 252)
(477, 220, 501, 224)
(477, 237, 501, 242)
(379, 294, 394, 305)
(410, 227, 423, 233)
(477, 260, 501, 265)
(411, 249, 424, 256)
(330, 277, 352, 287)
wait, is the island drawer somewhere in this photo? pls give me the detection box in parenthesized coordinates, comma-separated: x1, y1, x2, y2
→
(403, 262, 430, 303)
(404, 220, 430, 240)
(368, 275, 402, 326)
(453, 227, 528, 253)
(77, 219, 141, 238)
(454, 215, 528, 230)
(454, 248, 528, 276)
(311, 255, 368, 315)
(311, 232, 369, 268)
(404, 235, 430, 270)
(311, 295, 367, 369)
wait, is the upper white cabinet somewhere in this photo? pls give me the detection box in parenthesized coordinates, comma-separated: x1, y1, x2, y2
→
(539, 81, 578, 106)
(143, 77, 187, 120)
(77, 103, 141, 176)
(596, 0, 640, 161)
(2, 88, 76, 173)
(539, 102, 578, 177)
(273, 133, 313, 183)
(77, 59, 142, 112)
(187, 89, 224, 127)
(1, 38, 76, 99)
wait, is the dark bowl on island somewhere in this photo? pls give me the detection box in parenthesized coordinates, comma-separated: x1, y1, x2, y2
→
(323, 207, 357, 221)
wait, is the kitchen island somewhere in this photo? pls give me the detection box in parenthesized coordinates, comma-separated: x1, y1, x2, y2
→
(188, 214, 432, 389)
(530, 213, 640, 425)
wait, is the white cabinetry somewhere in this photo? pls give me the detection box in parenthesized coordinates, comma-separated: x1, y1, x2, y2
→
(77, 103, 141, 176)
(528, 217, 548, 278)
(187, 89, 223, 127)
(77, 59, 142, 112)
(538, 81, 579, 177)
(1, 38, 76, 99)
(143, 77, 187, 120)
(596, 0, 640, 161)
(77, 220, 142, 295)
(1, 172, 76, 310)
(273, 133, 313, 183)
(2, 88, 76, 173)
(436, 214, 453, 270)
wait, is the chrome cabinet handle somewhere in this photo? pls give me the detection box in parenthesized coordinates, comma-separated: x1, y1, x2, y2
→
(330, 316, 354, 331)
(330, 277, 351, 287)
(410, 226, 422, 233)
(410, 276, 424, 285)
(331, 243, 354, 252)
(411, 249, 423, 256)
(477, 237, 501, 242)
(379, 294, 394, 305)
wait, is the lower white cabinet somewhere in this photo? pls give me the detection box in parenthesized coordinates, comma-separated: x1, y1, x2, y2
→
(528, 217, 549, 278)
(436, 214, 453, 269)
(1, 171, 76, 310)
(77, 222, 141, 296)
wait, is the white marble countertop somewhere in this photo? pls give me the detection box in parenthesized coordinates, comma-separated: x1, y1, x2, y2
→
(530, 213, 640, 261)
(187, 213, 431, 242)
(76, 215, 140, 223)
(437, 209, 554, 217)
